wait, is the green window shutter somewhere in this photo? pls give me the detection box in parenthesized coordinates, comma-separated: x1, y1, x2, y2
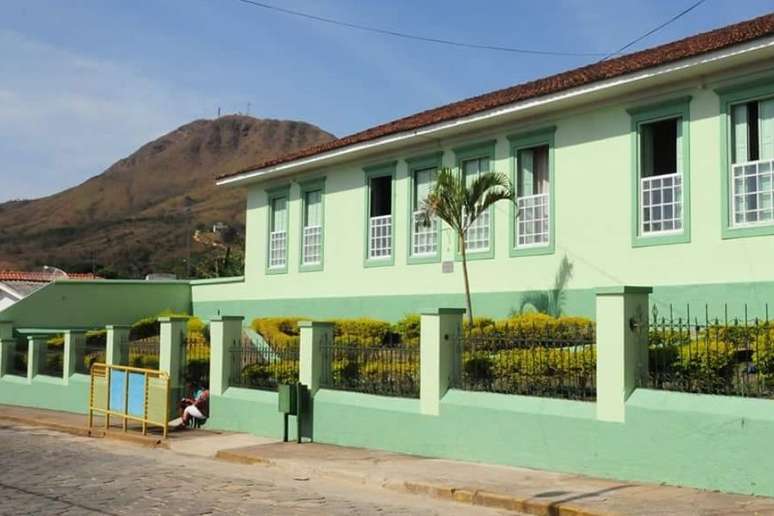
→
(414, 168, 436, 209)
(640, 124, 654, 177)
(519, 149, 534, 196)
(759, 98, 774, 161)
(305, 190, 321, 227)
(272, 197, 287, 232)
(675, 118, 683, 175)
(733, 103, 749, 164)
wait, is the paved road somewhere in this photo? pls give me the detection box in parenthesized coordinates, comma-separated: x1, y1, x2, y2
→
(0, 424, 510, 515)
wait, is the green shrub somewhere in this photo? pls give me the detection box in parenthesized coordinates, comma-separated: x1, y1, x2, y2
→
(395, 314, 421, 346)
(240, 360, 299, 386)
(251, 317, 306, 349)
(332, 318, 392, 345)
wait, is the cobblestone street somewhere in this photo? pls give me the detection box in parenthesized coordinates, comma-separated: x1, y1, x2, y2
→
(0, 424, 506, 516)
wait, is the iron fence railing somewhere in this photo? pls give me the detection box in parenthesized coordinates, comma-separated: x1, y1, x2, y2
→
(39, 338, 65, 377)
(646, 305, 774, 398)
(75, 332, 107, 374)
(453, 323, 596, 401)
(181, 334, 210, 395)
(10, 337, 28, 377)
(320, 333, 420, 398)
(229, 335, 299, 391)
(128, 335, 160, 370)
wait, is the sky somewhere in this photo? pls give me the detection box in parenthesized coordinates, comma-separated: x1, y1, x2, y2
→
(1, 0, 772, 202)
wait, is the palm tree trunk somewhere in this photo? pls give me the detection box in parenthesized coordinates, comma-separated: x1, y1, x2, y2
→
(460, 233, 473, 327)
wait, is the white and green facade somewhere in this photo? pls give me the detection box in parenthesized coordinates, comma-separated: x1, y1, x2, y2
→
(193, 32, 774, 322)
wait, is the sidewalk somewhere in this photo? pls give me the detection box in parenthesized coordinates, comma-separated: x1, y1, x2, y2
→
(3, 404, 774, 515)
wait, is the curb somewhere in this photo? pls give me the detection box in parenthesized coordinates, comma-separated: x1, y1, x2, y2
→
(210, 449, 616, 516)
(3, 415, 169, 449)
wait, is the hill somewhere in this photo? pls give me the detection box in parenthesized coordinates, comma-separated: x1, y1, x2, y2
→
(0, 115, 334, 277)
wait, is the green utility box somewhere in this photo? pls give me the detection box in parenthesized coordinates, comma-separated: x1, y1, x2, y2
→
(278, 383, 298, 415)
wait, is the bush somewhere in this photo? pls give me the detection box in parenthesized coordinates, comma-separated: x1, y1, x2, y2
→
(240, 360, 299, 386)
(251, 317, 306, 349)
(394, 314, 421, 346)
(332, 318, 392, 345)
(130, 316, 161, 340)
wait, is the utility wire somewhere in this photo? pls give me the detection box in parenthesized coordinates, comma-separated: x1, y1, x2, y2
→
(600, 0, 708, 60)
(233, 0, 606, 57)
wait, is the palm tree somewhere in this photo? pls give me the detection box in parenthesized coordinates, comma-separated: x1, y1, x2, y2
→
(420, 167, 515, 326)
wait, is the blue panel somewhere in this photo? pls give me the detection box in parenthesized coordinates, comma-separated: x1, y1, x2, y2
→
(127, 372, 146, 417)
(109, 370, 127, 412)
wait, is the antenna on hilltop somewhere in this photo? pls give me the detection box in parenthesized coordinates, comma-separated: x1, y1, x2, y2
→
(246, 102, 251, 116)
(217, 107, 221, 118)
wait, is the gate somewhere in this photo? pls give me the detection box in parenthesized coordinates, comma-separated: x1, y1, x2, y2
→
(181, 334, 210, 397)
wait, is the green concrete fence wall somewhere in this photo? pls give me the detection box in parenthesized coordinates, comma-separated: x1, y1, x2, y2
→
(0, 280, 191, 330)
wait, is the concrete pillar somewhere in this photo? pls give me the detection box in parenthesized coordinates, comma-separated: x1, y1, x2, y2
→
(63, 330, 86, 382)
(0, 322, 12, 340)
(106, 325, 130, 366)
(209, 316, 244, 396)
(0, 338, 14, 376)
(0, 323, 14, 377)
(420, 308, 465, 416)
(159, 316, 188, 391)
(299, 321, 334, 395)
(595, 286, 652, 423)
(27, 335, 47, 380)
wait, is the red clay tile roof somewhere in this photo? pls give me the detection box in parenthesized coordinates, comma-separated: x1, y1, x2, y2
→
(217, 13, 774, 182)
(0, 271, 101, 283)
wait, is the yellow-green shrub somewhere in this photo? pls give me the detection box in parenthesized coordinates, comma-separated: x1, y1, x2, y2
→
(251, 317, 306, 349)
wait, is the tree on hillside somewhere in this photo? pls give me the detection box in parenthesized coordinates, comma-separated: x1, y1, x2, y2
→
(420, 168, 515, 326)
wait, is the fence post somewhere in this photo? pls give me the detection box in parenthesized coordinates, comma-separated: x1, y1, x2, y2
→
(595, 286, 652, 423)
(106, 325, 130, 365)
(27, 335, 47, 381)
(420, 308, 465, 416)
(209, 316, 244, 396)
(63, 330, 86, 382)
(159, 316, 187, 395)
(299, 321, 334, 395)
(0, 322, 13, 376)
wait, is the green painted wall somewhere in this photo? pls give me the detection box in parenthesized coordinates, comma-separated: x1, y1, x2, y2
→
(0, 375, 89, 413)
(0, 280, 191, 329)
(193, 280, 774, 323)
(207, 387, 291, 439)
(193, 67, 774, 323)
(310, 388, 774, 497)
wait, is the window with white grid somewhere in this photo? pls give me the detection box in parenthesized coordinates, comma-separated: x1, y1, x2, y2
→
(268, 196, 287, 269)
(732, 159, 774, 226)
(516, 145, 550, 247)
(638, 116, 684, 235)
(302, 189, 322, 265)
(462, 157, 490, 252)
(412, 167, 438, 256)
(517, 193, 550, 246)
(367, 173, 393, 260)
(641, 173, 682, 233)
(369, 214, 392, 259)
(730, 97, 774, 227)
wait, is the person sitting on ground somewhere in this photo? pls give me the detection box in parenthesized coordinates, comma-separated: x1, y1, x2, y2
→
(177, 386, 209, 429)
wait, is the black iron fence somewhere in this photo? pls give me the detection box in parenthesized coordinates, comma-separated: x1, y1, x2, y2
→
(646, 305, 774, 398)
(182, 334, 210, 393)
(75, 332, 107, 374)
(9, 337, 28, 377)
(39, 337, 65, 377)
(320, 333, 420, 398)
(128, 335, 160, 370)
(230, 335, 299, 391)
(453, 323, 597, 401)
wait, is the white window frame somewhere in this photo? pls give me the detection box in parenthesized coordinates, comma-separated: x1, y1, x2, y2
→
(266, 191, 289, 272)
(364, 163, 396, 266)
(300, 183, 324, 270)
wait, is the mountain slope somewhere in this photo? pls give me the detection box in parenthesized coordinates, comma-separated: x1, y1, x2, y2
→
(0, 115, 334, 277)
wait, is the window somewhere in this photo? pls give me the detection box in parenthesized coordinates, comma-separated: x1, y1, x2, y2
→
(516, 145, 550, 247)
(730, 98, 774, 227)
(412, 167, 438, 256)
(268, 194, 288, 270)
(638, 117, 683, 235)
(302, 189, 322, 266)
(364, 163, 395, 265)
(462, 156, 491, 252)
(628, 98, 691, 246)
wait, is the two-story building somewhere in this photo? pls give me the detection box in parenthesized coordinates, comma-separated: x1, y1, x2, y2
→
(192, 14, 774, 322)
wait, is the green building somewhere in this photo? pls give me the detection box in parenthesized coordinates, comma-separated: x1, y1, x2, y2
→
(192, 15, 774, 323)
